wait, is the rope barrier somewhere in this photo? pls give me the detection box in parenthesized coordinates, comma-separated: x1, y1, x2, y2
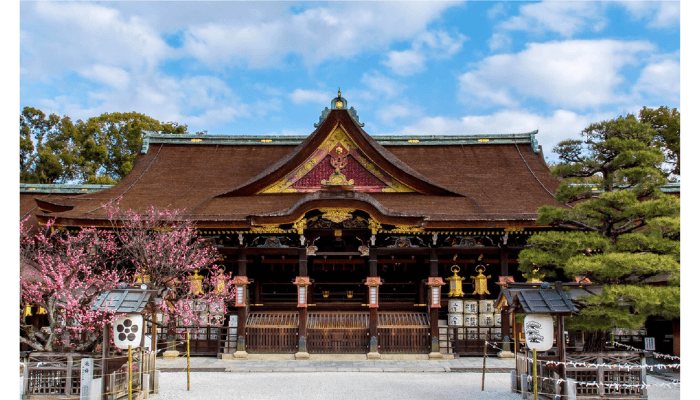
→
(610, 341, 681, 361)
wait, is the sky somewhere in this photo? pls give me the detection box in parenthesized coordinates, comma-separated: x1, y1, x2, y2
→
(19, 1, 680, 165)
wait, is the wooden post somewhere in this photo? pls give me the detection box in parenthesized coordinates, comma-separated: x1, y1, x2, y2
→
(532, 349, 538, 400)
(102, 323, 110, 400)
(481, 341, 487, 391)
(429, 249, 439, 340)
(500, 248, 509, 277)
(237, 249, 247, 349)
(128, 345, 133, 400)
(186, 332, 191, 391)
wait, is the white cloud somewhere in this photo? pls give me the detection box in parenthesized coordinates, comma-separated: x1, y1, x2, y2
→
(458, 40, 656, 109)
(289, 89, 327, 105)
(383, 29, 466, 76)
(381, 109, 616, 162)
(179, 2, 457, 69)
(488, 32, 511, 52)
(632, 59, 680, 100)
(361, 73, 404, 98)
(78, 65, 130, 89)
(618, 1, 680, 28)
(487, 3, 507, 20)
(383, 50, 426, 77)
(496, 2, 607, 38)
(23, 2, 170, 80)
(376, 103, 420, 125)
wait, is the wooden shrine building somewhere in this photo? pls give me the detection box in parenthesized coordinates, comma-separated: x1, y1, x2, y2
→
(25, 92, 568, 358)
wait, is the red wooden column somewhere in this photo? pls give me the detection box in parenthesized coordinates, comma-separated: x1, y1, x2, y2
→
(428, 248, 444, 357)
(297, 249, 309, 352)
(429, 248, 439, 340)
(234, 248, 248, 357)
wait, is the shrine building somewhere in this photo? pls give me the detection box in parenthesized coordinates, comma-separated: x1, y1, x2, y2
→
(24, 92, 573, 358)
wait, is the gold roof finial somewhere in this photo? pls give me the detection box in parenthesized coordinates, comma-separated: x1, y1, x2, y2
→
(338, 88, 341, 98)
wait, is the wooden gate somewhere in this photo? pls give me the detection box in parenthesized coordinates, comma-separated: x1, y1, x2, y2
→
(307, 312, 369, 353)
(246, 312, 299, 353)
(377, 312, 430, 353)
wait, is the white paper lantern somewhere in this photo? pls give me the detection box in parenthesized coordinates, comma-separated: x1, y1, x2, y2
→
(113, 314, 143, 349)
(524, 314, 554, 351)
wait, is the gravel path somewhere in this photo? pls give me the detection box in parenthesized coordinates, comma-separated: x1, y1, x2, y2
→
(152, 372, 680, 400)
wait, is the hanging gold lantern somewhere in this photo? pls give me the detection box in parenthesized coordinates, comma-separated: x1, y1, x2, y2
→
(23, 304, 33, 318)
(471, 265, 492, 295)
(446, 256, 466, 297)
(37, 306, 47, 315)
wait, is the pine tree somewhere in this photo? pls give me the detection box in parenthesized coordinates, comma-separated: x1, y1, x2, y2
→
(518, 110, 680, 352)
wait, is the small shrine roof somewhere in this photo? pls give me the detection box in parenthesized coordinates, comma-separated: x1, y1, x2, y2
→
(497, 282, 578, 315)
(92, 287, 157, 314)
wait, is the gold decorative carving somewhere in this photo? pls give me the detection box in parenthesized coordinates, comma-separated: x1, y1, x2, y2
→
(321, 170, 354, 186)
(368, 218, 382, 235)
(250, 225, 287, 234)
(385, 225, 425, 234)
(293, 218, 307, 235)
(319, 208, 354, 223)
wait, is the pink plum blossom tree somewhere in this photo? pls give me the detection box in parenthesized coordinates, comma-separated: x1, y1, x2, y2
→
(20, 217, 124, 352)
(104, 203, 236, 341)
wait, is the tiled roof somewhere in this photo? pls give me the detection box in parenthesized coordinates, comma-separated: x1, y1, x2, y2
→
(92, 288, 156, 313)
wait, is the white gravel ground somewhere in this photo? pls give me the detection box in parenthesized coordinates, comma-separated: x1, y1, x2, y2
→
(152, 372, 680, 400)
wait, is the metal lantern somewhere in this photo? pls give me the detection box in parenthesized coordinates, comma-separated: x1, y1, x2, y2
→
(365, 277, 383, 308)
(232, 276, 249, 307)
(446, 264, 466, 298)
(293, 276, 310, 308)
(427, 277, 445, 308)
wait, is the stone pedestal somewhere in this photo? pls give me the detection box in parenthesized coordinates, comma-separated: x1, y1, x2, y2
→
(233, 351, 248, 359)
(162, 350, 179, 359)
(498, 350, 515, 358)
(428, 352, 443, 359)
(367, 352, 381, 359)
(295, 352, 310, 359)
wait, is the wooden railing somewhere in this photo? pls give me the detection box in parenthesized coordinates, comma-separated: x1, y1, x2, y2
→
(307, 312, 369, 353)
(24, 353, 96, 396)
(517, 351, 647, 400)
(377, 312, 430, 353)
(439, 327, 501, 356)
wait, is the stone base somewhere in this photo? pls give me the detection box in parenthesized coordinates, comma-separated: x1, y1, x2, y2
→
(366, 352, 381, 360)
(162, 350, 179, 359)
(428, 352, 443, 359)
(295, 351, 310, 359)
(234, 350, 249, 359)
(498, 351, 515, 358)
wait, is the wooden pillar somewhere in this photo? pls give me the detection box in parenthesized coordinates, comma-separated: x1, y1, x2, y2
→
(298, 249, 308, 347)
(368, 247, 379, 350)
(237, 249, 247, 350)
(500, 248, 509, 277)
(558, 314, 567, 381)
(429, 248, 439, 340)
(501, 306, 511, 343)
(369, 248, 377, 276)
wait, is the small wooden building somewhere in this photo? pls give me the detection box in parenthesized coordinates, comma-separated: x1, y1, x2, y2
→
(23, 93, 573, 357)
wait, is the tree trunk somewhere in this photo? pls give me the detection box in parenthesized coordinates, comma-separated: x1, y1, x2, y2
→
(583, 330, 608, 352)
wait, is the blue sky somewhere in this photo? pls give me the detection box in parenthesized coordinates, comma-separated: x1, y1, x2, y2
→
(18, 1, 681, 164)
